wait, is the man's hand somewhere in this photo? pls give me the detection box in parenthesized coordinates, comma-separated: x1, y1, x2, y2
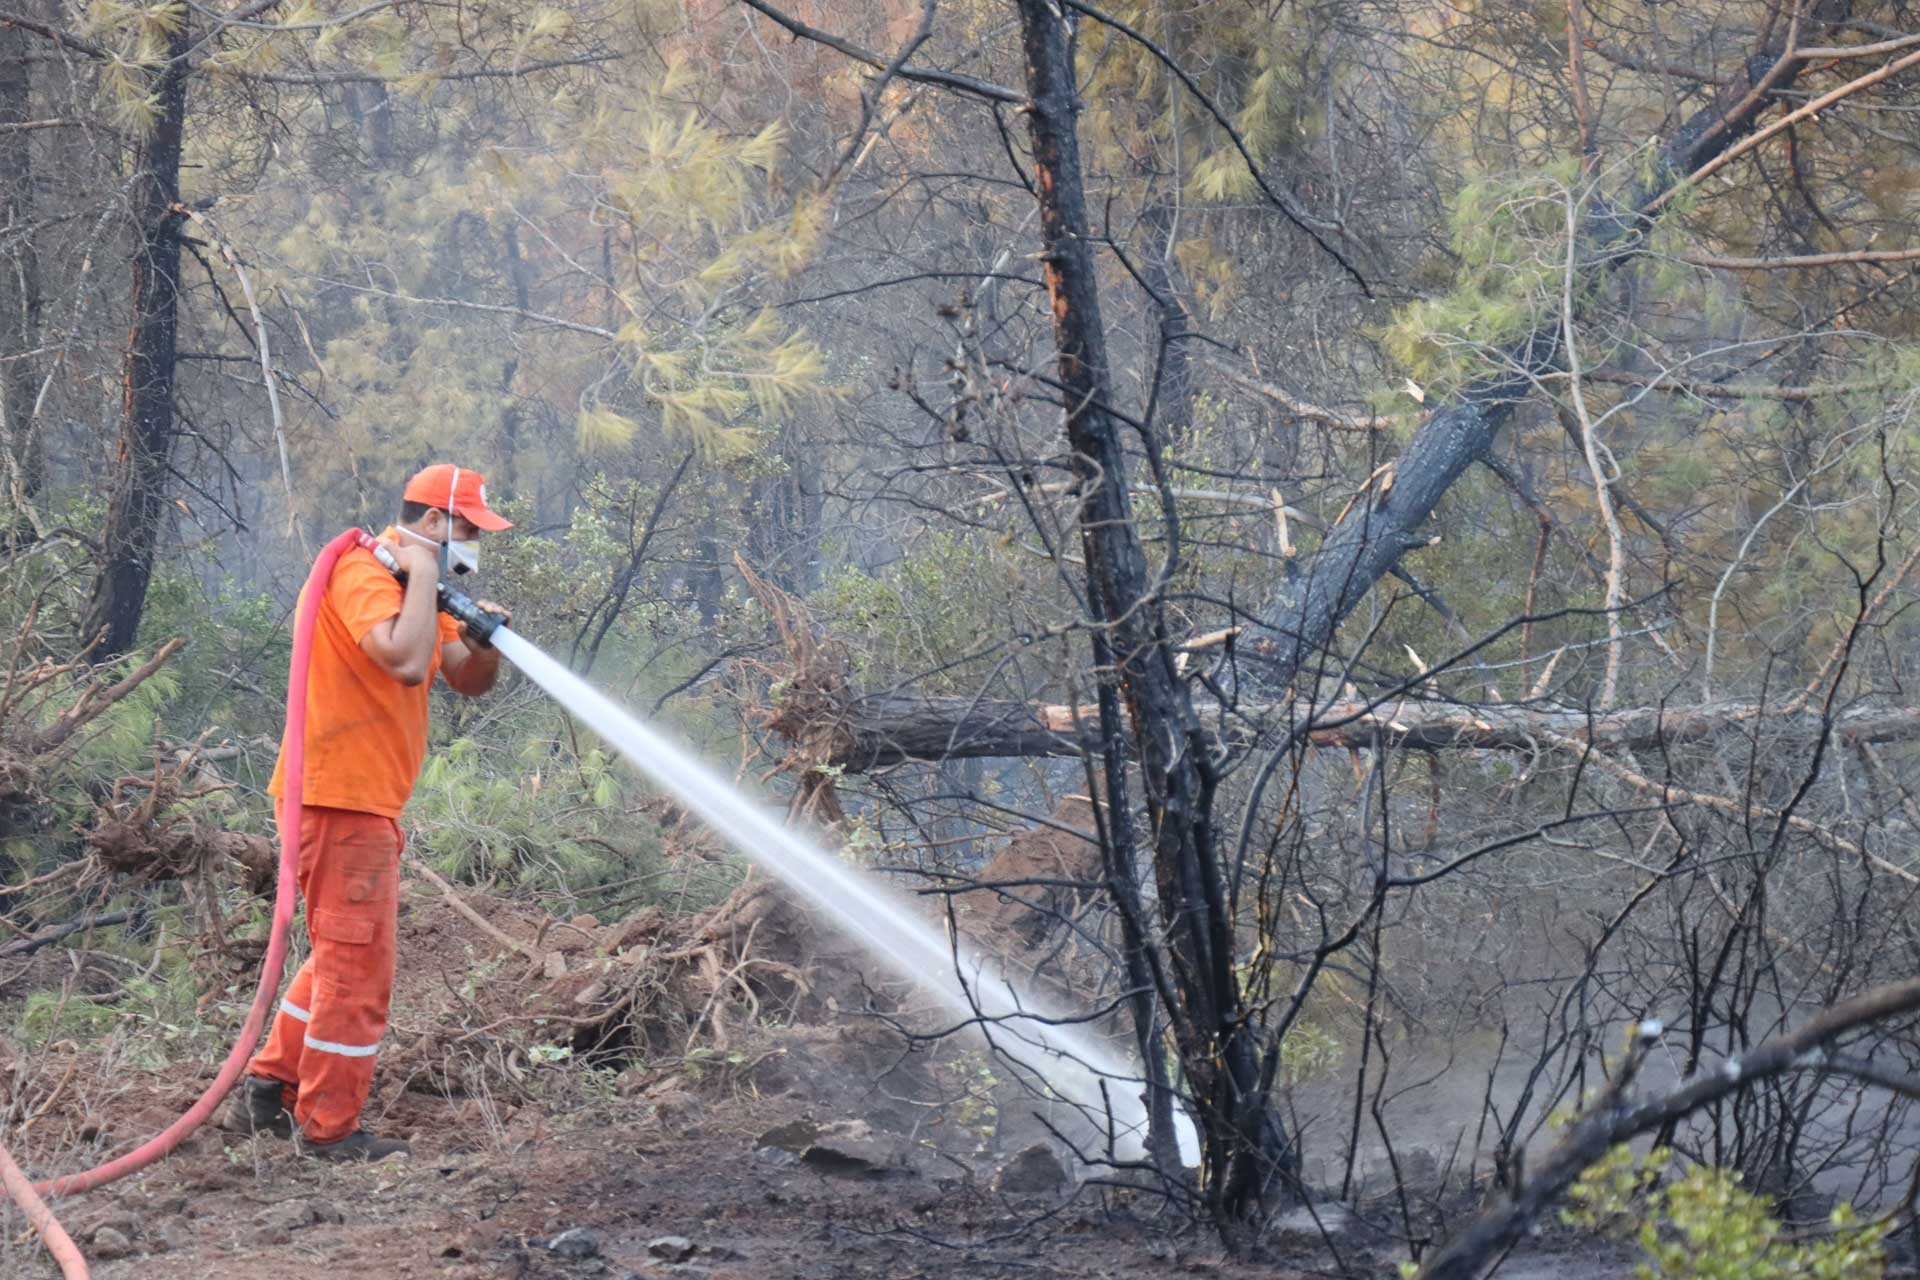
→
(386, 538, 440, 583)
(444, 600, 509, 695)
(461, 599, 511, 648)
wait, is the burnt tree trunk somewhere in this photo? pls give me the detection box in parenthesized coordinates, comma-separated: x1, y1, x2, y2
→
(0, 13, 41, 535)
(82, 26, 191, 659)
(1252, 0, 1856, 695)
(1015, 0, 1286, 1225)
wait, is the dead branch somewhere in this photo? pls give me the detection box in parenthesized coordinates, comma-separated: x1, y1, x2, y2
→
(1680, 245, 1920, 270)
(1649, 44, 1920, 214)
(27, 637, 184, 758)
(0, 911, 132, 959)
(406, 856, 542, 964)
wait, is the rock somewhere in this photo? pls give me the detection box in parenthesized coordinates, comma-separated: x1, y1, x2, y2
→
(994, 1143, 1070, 1194)
(547, 1227, 600, 1259)
(754, 1118, 819, 1153)
(636, 1082, 699, 1126)
(543, 950, 568, 979)
(150, 1218, 195, 1253)
(647, 1235, 697, 1263)
(800, 1120, 896, 1176)
(254, 1198, 335, 1233)
(91, 1226, 135, 1260)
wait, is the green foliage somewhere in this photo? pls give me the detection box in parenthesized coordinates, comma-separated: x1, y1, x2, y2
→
(1072, 1, 1311, 204)
(813, 533, 1024, 691)
(137, 568, 291, 737)
(61, 664, 181, 780)
(16, 913, 211, 1069)
(410, 732, 647, 891)
(1564, 1146, 1889, 1280)
(242, 25, 832, 505)
(1381, 164, 1581, 395)
(1277, 1020, 1343, 1085)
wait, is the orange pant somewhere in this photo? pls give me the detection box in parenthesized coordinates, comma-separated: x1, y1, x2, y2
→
(249, 806, 402, 1143)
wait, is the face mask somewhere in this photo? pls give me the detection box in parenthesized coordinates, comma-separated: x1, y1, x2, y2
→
(398, 524, 480, 576)
(445, 538, 480, 576)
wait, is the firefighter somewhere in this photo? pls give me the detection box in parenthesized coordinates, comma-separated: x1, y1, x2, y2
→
(228, 465, 513, 1161)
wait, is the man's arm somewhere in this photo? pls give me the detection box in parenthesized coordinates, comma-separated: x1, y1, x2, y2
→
(358, 543, 442, 686)
(441, 599, 511, 696)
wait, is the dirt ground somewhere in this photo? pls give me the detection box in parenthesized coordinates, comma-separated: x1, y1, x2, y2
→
(0, 879, 1646, 1279)
(0, 881, 1300, 1280)
(18, 1082, 1338, 1280)
(52, 1082, 1344, 1280)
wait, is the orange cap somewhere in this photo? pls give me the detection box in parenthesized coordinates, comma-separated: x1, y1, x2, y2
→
(402, 464, 513, 531)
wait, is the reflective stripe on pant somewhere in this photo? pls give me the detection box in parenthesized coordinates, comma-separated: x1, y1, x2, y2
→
(248, 806, 401, 1143)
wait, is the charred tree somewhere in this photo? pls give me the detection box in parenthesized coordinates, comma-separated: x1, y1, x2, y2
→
(748, 436, 825, 595)
(1015, 0, 1288, 1226)
(1253, 0, 1857, 694)
(81, 22, 191, 658)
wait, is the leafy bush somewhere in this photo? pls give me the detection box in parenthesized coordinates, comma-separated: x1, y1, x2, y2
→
(1563, 1145, 1888, 1280)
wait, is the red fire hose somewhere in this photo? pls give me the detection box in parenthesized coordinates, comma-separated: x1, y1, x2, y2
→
(1, 528, 358, 1277)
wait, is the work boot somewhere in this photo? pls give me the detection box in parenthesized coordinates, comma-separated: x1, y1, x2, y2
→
(297, 1128, 411, 1163)
(227, 1075, 295, 1139)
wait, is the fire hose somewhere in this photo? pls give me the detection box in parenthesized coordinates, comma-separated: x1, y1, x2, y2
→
(0, 529, 502, 1277)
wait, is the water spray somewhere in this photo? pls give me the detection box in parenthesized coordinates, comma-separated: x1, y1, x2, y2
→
(358, 529, 1195, 1164)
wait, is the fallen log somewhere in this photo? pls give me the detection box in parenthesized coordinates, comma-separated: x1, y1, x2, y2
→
(816, 694, 1920, 770)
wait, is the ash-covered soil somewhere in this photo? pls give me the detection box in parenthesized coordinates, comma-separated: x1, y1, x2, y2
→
(0, 876, 1634, 1279)
(24, 1085, 1321, 1280)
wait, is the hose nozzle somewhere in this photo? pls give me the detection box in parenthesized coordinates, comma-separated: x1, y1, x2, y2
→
(438, 584, 503, 647)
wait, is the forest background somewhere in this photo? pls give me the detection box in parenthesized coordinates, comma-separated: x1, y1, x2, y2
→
(8, 0, 1920, 1274)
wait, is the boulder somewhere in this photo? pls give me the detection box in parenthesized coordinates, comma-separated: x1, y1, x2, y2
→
(994, 1143, 1070, 1194)
(648, 1235, 697, 1263)
(91, 1227, 135, 1260)
(801, 1119, 898, 1176)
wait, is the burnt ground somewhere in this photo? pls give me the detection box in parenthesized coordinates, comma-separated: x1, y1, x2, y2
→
(19, 1084, 1326, 1280)
(0, 878, 1639, 1279)
(0, 880, 1296, 1280)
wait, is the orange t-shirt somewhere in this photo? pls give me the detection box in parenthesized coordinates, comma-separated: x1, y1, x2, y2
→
(268, 530, 461, 819)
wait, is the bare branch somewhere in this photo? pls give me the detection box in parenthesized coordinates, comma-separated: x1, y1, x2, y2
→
(737, 0, 1023, 104)
(1681, 245, 1920, 270)
(1418, 979, 1920, 1280)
